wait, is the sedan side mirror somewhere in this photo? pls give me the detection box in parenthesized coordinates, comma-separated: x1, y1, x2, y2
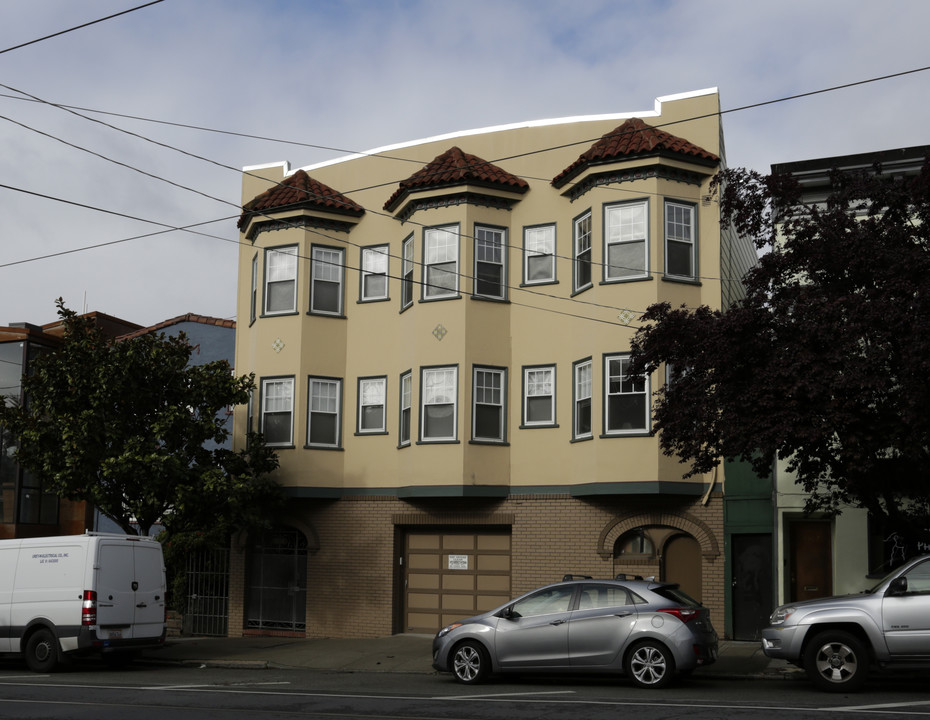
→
(499, 605, 520, 620)
(888, 576, 908, 596)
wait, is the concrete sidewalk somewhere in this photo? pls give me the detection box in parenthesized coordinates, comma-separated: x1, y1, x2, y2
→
(141, 635, 803, 680)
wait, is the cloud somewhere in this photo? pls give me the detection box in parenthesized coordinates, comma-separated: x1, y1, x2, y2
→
(0, 0, 928, 327)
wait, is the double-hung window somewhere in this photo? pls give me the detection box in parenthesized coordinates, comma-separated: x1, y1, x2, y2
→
(472, 366, 506, 442)
(474, 226, 505, 300)
(573, 211, 593, 293)
(421, 366, 457, 441)
(523, 365, 555, 426)
(524, 224, 555, 284)
(665, 201, 696, 280)
(264, 246, 298, 315)
(423, 225, 459, 299)
(307, 377, 342, 448)
(573, 359, 592, 440)
(605, 200, 648, 281)
(310, 246, 344, 315)
(401, 235, 414, 310)
(360, 246, 389, 301)
(261, 377, 294, 446)
(604, 354, 649, 434)
(399, 371, 412, 447)
(357, 376, 387, 434)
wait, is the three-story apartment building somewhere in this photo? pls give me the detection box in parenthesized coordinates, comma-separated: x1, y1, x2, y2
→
(231, 88, 756, 638)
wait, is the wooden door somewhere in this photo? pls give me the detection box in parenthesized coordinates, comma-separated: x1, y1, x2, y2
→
(790, 521, 832, 601)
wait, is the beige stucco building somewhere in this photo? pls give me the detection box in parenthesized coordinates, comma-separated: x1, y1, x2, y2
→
(230, 88, 756, 638)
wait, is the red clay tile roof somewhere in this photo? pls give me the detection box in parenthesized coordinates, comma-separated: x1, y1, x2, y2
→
(384, 146, 529, 211)
(239, 169, 364, 230)
(117, 313, 235, 341)
(552, 117, 719, 188)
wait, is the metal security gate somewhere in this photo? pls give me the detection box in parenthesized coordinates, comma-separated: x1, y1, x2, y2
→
(246, 526, 308, 631)
(185, 548, 230, 636)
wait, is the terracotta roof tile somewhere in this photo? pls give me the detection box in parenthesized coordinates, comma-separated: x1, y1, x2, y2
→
(239, 169, 364, 230)
(384, 146, 528, 211)
(552, 117, 718, 188)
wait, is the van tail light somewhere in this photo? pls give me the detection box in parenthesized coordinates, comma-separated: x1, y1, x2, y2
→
(82, 590, 97, 626)
(658, 607, 699, 623)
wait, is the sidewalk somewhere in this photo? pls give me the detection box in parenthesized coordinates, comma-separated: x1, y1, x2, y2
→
(141, 635, 803, 680)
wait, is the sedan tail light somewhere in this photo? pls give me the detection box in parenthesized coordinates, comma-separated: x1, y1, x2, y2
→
(658, 607, 699, 623)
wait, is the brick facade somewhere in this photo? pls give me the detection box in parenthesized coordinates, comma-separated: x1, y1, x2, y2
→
(226, 491, 725, 638)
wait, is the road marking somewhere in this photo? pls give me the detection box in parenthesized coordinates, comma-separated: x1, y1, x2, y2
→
(829, 700, 930, 712)
(141, 681, 292, 690)
(439, 690, 576, 700)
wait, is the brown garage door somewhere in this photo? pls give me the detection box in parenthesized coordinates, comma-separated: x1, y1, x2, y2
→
(404, 531, 511, 633)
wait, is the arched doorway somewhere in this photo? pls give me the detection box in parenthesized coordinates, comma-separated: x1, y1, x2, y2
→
(612, 526, 703, 602)
(246, 525, 308, 632)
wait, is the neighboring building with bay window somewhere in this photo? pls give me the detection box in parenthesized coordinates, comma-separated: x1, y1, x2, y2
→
(231, 88, 757, 639)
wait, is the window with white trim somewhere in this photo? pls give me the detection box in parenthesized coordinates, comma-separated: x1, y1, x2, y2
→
(401, 234, 414, 310)
(573, 211, 592, 292)
(523, 365, 555, 426)
(264, 246, 298, 315)
(474, 226, 505, 300)
(573, 359, 592, 440)
(472, 366, 506, 442)
(308, 377, 342, 448)
(399, 371, 412, 447)
(604, 354, 649, 434)
(421, 366, 457, 441)
(423, 225, 459, 299)
(665, 201, 696, 279)
(604, 200, 648, 280)
(261, 377, 294, 446)
(357, 376, 387, 434)
(361, 246, 389, 301)
(310, 246, 344, 315)
(524, 224, 555, 284)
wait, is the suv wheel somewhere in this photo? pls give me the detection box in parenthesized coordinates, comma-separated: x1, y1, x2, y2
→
(626, 640, 675, 689)
(804, 631, 869, 692)
(451, 641, 489, 684)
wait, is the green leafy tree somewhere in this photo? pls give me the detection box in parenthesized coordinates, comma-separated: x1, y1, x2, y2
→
(0, 300, 283, 540)
(628, 163, 930, 546)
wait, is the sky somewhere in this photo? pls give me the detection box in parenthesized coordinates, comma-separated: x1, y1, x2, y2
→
(1, 0, 928, 328)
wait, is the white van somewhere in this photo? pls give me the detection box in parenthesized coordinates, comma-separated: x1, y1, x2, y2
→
(0, 532, 167, 671)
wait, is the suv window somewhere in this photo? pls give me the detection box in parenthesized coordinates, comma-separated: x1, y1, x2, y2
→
(902, 559, 930, 594)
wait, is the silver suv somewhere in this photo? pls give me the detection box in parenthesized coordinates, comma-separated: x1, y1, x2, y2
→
(762, 553, 930, 691)
(432, 575, 718, 688)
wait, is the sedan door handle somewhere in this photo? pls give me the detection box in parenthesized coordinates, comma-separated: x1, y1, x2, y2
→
(614, 611, 633, 618)
(550, 619, 567, 626)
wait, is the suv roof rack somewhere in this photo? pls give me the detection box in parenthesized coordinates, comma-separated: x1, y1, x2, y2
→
(561, 574, 593, 581)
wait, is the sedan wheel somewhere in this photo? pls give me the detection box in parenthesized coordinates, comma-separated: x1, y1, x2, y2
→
(626, 641, 675, 689)
(451, 641, 489, 684)
(804, 631, 869, 692)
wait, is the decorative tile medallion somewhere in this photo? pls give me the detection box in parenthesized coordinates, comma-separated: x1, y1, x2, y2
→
(432, 324, 448, 341)
(272, 338, 285, 353)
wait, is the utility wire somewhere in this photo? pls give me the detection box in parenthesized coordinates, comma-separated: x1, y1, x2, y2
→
(0, 1, 165, 55)
(2, 64, 927, 323)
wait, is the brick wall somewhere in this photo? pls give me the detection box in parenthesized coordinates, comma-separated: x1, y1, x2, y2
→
(226, 491, 726, 638)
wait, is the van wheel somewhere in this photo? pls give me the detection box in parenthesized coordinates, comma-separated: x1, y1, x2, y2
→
(25, 628, 59, 673)
(804, 631, 869, 692)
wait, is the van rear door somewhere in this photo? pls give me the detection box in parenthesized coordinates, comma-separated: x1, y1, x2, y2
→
(96, 540, 165, 640)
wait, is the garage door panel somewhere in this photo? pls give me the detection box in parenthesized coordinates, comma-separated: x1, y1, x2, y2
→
(404, 530, 511, 633)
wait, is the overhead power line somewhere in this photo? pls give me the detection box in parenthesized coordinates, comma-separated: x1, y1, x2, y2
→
(0, 1, 165, 55)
